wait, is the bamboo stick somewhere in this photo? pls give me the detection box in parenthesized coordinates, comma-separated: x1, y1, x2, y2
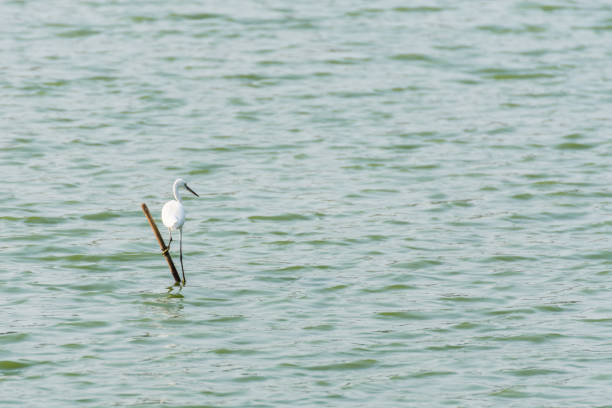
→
(141, 203, 182, 284)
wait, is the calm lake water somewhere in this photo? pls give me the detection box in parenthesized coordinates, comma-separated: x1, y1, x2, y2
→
(2, 1, 612, 406)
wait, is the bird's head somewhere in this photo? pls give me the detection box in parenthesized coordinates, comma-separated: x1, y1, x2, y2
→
(174, 178, 199, 197)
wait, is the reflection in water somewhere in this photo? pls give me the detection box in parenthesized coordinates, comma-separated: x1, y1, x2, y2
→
(137, 287, 185, 321)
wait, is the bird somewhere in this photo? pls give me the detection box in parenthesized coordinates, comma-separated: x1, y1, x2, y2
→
(162, 178, 199, 283)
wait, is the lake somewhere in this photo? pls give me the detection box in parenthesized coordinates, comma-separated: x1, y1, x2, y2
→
(1, 1, 611, 406)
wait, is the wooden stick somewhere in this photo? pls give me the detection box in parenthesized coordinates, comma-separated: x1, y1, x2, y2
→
(141, 203, 182, 284)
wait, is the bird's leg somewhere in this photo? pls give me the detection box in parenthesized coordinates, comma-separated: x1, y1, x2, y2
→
(179, 229, 186, 284)
(160, 229, 173, 256)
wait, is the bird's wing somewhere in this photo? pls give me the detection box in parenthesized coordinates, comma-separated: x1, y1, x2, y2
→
(162, 200, 184, 229)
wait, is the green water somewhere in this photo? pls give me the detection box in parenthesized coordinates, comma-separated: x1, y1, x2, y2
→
(2, 1, 612, 406)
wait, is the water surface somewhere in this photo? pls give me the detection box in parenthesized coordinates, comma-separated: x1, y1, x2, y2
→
(1, 1, 612, 406)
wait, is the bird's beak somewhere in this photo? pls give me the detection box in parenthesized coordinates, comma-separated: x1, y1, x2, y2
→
(185, 184, 199, 197)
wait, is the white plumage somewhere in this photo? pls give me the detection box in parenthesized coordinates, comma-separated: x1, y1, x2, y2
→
(162, 199, 185, 231)
(162, 178, 199, 283)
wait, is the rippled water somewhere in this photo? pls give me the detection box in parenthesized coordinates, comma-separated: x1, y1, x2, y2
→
(2, 1, 612, 406)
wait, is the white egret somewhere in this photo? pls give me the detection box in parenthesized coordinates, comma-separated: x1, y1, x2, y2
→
(162, 178, 199, 283)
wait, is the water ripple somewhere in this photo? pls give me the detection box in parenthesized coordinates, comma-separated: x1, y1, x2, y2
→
(2, 0, 612, 406)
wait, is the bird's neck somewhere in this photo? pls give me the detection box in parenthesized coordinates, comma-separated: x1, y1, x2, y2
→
(172, 183, 182, 202)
